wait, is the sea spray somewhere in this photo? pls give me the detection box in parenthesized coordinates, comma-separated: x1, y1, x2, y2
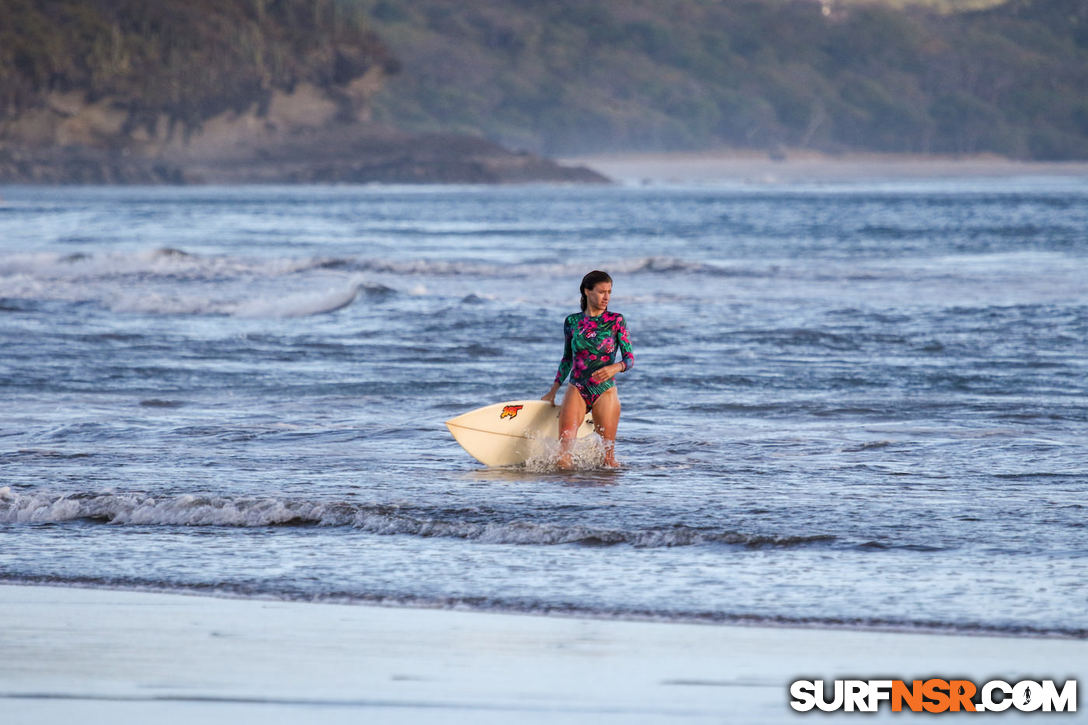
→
(522, 432, 608, 473)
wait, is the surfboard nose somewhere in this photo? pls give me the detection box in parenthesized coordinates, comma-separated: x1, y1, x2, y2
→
(444, 400, 594, 467)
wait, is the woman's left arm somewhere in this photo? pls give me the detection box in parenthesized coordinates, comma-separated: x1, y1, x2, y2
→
(616, 314, 634, 373)
(590, 314, 633, 384)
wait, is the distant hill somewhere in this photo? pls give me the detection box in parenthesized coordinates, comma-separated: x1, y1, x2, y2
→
(0, 0, 397, 132)
(361, 0, 1088, 159)
(0, 0, 605, 183)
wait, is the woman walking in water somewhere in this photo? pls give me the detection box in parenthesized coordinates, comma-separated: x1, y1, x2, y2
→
(542, 270, 634, 468)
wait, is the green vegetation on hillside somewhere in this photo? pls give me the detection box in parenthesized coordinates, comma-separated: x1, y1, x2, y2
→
(0, 0, 398, 134)
(361, 0, 1088, 159)
(3, 0, 1085, 160)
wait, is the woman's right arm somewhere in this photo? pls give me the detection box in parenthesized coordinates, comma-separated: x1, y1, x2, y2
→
(541, 381, 561, 404)
(543, 316, 573, 405)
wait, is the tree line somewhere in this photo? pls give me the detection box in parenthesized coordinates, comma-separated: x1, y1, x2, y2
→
(362, 0, 1088, 159)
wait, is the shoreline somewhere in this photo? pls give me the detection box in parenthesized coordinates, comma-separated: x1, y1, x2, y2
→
(2, 578, 1081, 641)
(563, 150, 1088, 185)
(3, 583, 1084, 723)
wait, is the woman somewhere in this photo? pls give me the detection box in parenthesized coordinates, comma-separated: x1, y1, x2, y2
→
(542, 270, 634, 468)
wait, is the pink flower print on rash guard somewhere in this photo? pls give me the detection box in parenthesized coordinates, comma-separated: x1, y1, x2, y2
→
(554, 310, 634, 408)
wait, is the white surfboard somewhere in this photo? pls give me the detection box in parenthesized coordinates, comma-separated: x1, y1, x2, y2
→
(445, 400, 594, 467)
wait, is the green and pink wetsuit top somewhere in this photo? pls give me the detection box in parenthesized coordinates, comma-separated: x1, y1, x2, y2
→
(554, 310, 634, 408)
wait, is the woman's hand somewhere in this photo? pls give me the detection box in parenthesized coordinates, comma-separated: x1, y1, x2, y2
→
(541, 384, 559, 406)
(590, 363, 623, 385)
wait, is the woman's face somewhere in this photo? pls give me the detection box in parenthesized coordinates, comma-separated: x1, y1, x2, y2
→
(585, 282, 611, 312)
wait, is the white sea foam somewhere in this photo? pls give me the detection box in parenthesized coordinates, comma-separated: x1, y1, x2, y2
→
(0, 248, 757, 319)
(0, 490, 831, 548)
(230, 282, 364, 318)
(346, 255, 728, 278)
(0, 248, 375, 318)
(522, 433, 608, 473)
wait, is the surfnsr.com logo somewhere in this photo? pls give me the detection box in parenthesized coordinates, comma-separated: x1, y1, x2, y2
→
(789, 679, 1077, 713)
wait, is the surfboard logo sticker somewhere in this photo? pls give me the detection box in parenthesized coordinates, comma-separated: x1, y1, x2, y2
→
(500, 405, 524, 420)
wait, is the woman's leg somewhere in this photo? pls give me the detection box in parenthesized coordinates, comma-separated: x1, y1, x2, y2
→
(591, 387, 621, 467)
(557, 384, 587, 469)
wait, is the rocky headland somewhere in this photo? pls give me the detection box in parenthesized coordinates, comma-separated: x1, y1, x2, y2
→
(0, 0, 606, 184)
(0, 83, 607, 184)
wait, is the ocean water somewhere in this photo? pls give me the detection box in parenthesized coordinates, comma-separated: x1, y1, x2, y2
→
(1, 179, 1086, 637)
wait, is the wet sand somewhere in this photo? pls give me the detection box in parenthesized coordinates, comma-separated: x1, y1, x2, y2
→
(2, 584, 1084, 724)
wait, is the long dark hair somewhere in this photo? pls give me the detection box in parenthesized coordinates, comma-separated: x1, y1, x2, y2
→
(579, 270, 612, 312)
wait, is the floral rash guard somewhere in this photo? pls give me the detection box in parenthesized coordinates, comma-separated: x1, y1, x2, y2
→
(554, 310, 634, 408)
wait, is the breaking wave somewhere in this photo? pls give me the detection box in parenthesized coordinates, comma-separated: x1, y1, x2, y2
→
(330, 255, 766, 278)
(0, 247, 784, 318)
(0, 249, 763, 284)
(0, 490, 834, 549)
(0, 249, 398, 318)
